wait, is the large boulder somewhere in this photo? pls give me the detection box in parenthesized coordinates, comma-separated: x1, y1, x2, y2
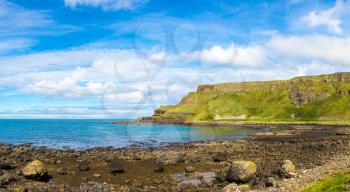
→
(108, 159, 125, 174)
(226, 161, 257, 183)
(22, 160, 48, 180)
(278, 160, 296, 178)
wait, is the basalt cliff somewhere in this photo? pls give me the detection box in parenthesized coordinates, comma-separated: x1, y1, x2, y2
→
(138, 72, 350, 124)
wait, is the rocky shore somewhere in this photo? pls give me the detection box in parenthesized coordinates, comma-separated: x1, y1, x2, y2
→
(1, 124, 350, 192)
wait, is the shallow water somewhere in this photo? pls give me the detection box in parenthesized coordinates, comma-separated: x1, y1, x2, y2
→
(0, 119, 265, 149)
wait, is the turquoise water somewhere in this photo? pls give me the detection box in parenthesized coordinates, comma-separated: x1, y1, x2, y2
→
(0, 119, 265, 149)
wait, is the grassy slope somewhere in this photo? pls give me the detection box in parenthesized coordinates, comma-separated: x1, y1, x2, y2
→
(301, 171, 350, 192)
(160, 74, 350, 123)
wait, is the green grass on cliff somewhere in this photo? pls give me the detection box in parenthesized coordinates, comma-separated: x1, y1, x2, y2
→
(301, 171, 350, 192)
(162, 76, 350, 123)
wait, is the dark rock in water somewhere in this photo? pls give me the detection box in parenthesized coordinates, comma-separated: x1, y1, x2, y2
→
(56, 167, 69, 175)
(154, 164, 165, 173)
(108, 159, 125, 174)
(212, 152, 227, 162)
(77, 161, 90, 171)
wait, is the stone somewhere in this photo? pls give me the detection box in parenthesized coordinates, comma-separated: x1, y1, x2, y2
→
(226, 161, 257, 183)
(238, 184, 251, 191)
(266, 177, 276, 187)
(222, 183, 240, 192)
(56, 167, 69, 175)
(335, 128, 350, 135)
(156, 151, 184, 165)
(154, 164, 165, 173)
(93, 173, 101, 178)
(185, 166, 195, 173)
(278, 160, 296, 178)
(0, 173, 17, 188)
(212, 152, 227, 162)
(77, 161, 90, 171)
(108, 159, 125, 174)
(22, 160, 48, 180)
(0, 162, 16, 170)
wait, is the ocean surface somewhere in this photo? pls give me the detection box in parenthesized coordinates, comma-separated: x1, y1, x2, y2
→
(0, 119, 266, 149)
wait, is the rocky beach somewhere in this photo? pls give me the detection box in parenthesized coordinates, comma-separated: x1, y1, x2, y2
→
(1, 124, 350, 192)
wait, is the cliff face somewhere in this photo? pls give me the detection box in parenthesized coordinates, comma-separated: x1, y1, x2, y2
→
(140, 72, 350, 124)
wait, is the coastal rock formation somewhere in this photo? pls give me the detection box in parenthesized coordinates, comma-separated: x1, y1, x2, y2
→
(22, 160, 48, 180)
(138, 72, 350, 123)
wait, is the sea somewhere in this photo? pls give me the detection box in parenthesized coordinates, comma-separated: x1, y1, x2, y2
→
(0, 119, 265, 150)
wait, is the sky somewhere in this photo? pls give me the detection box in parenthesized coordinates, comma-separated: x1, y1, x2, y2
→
(0, 0, 349, 119)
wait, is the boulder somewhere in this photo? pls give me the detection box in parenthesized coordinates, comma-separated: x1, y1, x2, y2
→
(185, 166, 195, 173)
(0, 162, 16, 170)
(266, 177, 276, 187)
(77, 161, 90, 171)
(154, 164, 164, 173)
(212, 152, 227, 162)
(108, 159, 125, 174)
(278, 160, 296, 178)
(226, 161, 257, 183)
(56, 167, 69, 175)
(22, 160, 48, 180)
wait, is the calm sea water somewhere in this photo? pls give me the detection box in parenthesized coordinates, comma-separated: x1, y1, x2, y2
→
(0, 119, 265, 149)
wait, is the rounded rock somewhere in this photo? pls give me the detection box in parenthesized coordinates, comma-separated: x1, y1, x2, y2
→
(226, 161, 257, 183)
(279, 160, 296, 178)
(22, 160, 48, 180)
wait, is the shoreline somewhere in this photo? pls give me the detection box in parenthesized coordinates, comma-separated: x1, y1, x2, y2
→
(115, 120, 350, 127)
(1, 124, 350, 191)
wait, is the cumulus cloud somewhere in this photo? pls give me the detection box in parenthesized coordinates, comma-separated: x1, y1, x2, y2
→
(267, 34, 350, 65)
(301, 0, 350, 34)
(63, 0, 147, 11)
(181, 44, 269, 67)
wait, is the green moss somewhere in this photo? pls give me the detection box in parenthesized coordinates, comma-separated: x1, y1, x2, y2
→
(301, 171, 350, 192)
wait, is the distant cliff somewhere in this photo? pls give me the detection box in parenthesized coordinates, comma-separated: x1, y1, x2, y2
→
(138, 72, 350, 124)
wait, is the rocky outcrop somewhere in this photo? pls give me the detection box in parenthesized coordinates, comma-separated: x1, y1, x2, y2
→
(137, 72, 350, 124)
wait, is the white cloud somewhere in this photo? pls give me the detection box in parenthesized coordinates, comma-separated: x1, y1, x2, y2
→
(182, 44, 269, 67)
(301, 0, 349, 34)
(0, 39, 35, 53)
(267, 34, 350, 65)
(64, 0, 147, 11)
(0, 0, 79, 37)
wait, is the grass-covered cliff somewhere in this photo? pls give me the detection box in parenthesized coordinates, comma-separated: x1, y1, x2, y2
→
(140, 72, 350, 124)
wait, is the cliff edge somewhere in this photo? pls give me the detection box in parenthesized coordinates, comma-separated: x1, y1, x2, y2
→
(138, 72, 350, 124)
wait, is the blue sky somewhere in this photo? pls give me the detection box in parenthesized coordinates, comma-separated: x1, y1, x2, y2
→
(0, 0, 349, 118)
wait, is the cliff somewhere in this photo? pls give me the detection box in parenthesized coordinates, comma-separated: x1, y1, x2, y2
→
(139, 72, 350, 124)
